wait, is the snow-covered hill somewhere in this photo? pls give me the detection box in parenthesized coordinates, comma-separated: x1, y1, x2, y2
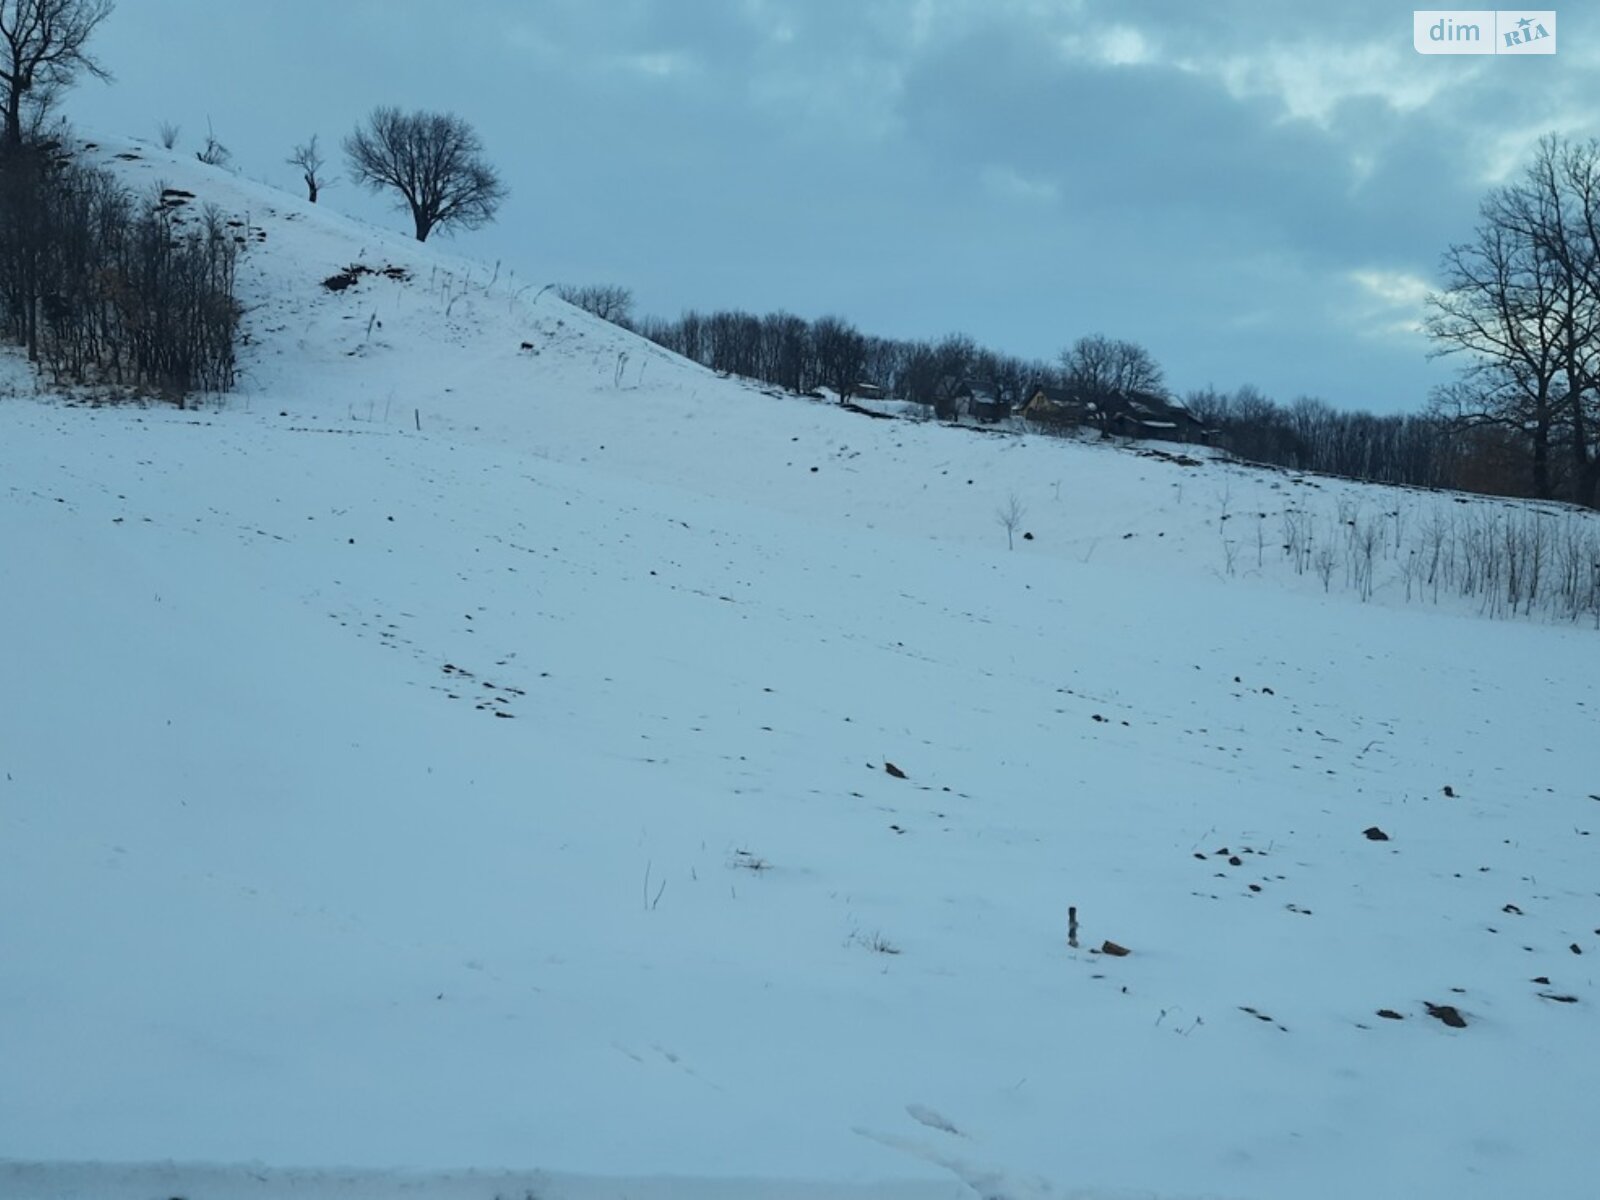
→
(2, 139, 1597, 1200)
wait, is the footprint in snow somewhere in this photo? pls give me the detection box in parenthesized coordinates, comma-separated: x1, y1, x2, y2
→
(906, 1103, 962, 1136)
(855, 1126, 1036, 1200)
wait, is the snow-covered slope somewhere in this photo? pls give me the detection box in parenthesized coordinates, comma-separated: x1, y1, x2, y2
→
(2, 139, 1598, 1200)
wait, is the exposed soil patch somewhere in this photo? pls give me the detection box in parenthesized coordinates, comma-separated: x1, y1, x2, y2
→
(322, 263, 412, 292)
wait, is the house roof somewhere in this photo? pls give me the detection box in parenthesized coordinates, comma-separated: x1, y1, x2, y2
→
(1025, 385, 1096, 412)
(1103, 390, 1203, 425)
(1028, 384, 1078, 404)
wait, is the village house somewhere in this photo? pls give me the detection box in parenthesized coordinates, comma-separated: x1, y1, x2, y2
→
(1104, 390, 1210, 445)
(1021, 383, 1099, 429)
(932, 378, 1013, 423)
(967, 380, 1011, 423)
(1023, 382, 1210, 446)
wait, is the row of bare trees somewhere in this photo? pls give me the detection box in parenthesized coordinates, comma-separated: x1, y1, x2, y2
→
(1184, 386, 1467, 491)
(630, 300, 1533, 496)
(556, 283, 634, 326)
(0, 0, 242, 400)
(634, 303, 1563, 506)
(0, 141, 240, 397)
(632, 306, 1054, 407)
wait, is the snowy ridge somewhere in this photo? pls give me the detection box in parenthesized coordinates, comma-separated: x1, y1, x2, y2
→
(1, 139, 1597, 1200)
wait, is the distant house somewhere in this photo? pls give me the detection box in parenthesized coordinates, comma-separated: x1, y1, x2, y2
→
(933, 378, 1012, 423)
(853, 382, 887, 401)
(1104, 391, 1209, 445)
(932, 375, 968, 421)
(1024, 384, 1209, 445)
(1021, 384, 1098, 430)
(967, 381, 1010, 424)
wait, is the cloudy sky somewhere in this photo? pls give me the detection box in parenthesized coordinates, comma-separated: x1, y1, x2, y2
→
(64, 1, 1600, 413)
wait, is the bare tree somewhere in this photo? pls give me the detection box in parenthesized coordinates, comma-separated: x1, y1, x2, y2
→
(1061, 333, 1165, 402)
(910, 332, 977, 416)
(195, 117, 229, 167)
(556, 283, 633, 326)
(700, 310, 761, 377)
(1184, 385, 1231, 428)
(759, 310, 810, 392)
(931, 332, 978, 384)
(811, 314, 866, 402)
(1428, 136, 1599, 504)
(1520, 137, 1600, 506)
(287, 133, 327, 203)
(0, 0, 112, 149)
(996, 492, 1026, 550)
(344, 107, 506, 242)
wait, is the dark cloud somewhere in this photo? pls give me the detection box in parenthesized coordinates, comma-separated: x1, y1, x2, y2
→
(898, 27, 1345, 239)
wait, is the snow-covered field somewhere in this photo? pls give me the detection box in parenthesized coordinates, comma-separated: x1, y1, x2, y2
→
(3, 141, 1598, 1200)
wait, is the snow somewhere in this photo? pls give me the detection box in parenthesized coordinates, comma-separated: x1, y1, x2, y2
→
(2, 138, 1598, 1200)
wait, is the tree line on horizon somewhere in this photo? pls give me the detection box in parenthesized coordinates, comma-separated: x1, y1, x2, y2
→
(558, 285, 1554, 504)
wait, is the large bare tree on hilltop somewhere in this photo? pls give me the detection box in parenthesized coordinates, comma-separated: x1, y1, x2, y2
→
(344, 107, 506, 242)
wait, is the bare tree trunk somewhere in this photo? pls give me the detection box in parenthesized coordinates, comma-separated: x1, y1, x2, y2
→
(1532, 414, 1551, 499)
(1571, 408, 1600, 507)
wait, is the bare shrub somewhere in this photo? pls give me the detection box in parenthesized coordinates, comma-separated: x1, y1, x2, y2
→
(1314, 543, 1337, 592)
(195, 118, 230, 167)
